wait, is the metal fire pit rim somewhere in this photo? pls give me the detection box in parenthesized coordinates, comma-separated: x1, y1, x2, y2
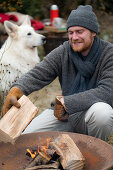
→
(0, 131, 113, 170)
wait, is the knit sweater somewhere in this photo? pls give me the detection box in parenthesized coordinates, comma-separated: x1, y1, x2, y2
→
(13, 39, 113, 116)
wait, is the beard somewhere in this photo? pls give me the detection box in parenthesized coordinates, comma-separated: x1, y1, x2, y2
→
(70, 37, 93, 54)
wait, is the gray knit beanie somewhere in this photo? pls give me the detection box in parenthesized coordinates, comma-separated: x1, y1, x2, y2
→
(66, 5, 99, 34)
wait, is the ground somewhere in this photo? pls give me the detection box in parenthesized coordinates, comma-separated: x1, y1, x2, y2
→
(28, 78, 61, 115)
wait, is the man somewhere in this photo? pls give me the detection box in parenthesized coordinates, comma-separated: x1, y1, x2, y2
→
(2, 5, 113, 141)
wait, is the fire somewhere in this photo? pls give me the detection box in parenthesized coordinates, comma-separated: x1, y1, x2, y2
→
(27, 138, 51, 158)
(26, 148, 37, 159)
(38, 138, 51, 153)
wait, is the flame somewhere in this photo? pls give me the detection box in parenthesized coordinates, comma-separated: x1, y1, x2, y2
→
(26, 148, 37, 159)
(39, 138, 51, 153)
(26, 138, 51, 158)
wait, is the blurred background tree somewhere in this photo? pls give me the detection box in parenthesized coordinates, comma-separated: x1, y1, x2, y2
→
(0, 0, 23, 12)
(0, 0, 113, 20)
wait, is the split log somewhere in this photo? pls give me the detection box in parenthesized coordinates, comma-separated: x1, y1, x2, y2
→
(25, 161, 60, 170)
(0, 95, 38, 144)
(50, 134, 85, 170)
(0, 129, 15, 144)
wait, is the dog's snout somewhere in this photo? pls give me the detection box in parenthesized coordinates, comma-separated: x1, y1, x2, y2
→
(42, 36, 46, 44)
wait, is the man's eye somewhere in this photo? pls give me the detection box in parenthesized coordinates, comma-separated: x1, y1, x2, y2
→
(27, 32, 31, 35)
(68, 32, 73, 35)
(78, 30, 83, 34)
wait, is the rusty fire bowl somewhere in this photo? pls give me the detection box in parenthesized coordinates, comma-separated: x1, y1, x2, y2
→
(0, 131, 113, 170)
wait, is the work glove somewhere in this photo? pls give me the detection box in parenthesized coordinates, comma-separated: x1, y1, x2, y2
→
(2, 86, 23, 117)
(54, 95, 69, 121)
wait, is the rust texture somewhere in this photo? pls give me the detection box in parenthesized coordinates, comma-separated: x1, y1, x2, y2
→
(0, 131, 113, 170)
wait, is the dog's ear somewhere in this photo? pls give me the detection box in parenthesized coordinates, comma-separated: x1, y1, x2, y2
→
(4, 21, 18, 37)
(21, 15, 31, 26)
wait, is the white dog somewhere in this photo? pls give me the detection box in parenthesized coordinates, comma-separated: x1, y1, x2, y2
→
(0, 16, 46, 94)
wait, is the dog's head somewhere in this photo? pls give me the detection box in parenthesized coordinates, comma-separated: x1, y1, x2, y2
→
(4, 15, 46, 48)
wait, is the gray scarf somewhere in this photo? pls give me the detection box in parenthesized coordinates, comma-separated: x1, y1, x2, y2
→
(67, 36, 102, 134)
(68, 36, 102, 95)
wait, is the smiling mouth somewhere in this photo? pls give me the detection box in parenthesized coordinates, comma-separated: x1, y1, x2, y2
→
(72, 42, 82, 46)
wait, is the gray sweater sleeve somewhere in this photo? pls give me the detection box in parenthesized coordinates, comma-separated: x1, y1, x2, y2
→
(13, 45, 63, 95)
(64, 45, 113, 114)
(13, 39, 113, 115)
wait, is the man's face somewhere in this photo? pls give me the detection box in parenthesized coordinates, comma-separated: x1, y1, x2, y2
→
(68, 26, 96, 56)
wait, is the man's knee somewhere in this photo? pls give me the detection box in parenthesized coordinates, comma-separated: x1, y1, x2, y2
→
(85, 102, 113, 140)
(85, 102, 113, 127)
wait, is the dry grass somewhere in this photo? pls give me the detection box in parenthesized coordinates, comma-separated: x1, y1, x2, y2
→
(28, 78, 61, 115)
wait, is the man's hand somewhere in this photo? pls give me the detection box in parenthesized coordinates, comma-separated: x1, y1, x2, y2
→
(54, 95, 69, 121)
(2, 86, 23, 117)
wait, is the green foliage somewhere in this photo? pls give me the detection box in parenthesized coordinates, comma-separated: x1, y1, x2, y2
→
(0, 0, 113, 19)
(22, 0, 49, 19)
(0, 0, 23, 12)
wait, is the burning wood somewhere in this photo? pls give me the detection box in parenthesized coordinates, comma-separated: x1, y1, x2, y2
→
(25, 161, 60, 170)
(25, 134, 85, 170)
(25, 151, 52, 168)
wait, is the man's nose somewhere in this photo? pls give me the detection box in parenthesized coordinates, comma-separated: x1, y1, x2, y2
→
(72, 32, 78, 40)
